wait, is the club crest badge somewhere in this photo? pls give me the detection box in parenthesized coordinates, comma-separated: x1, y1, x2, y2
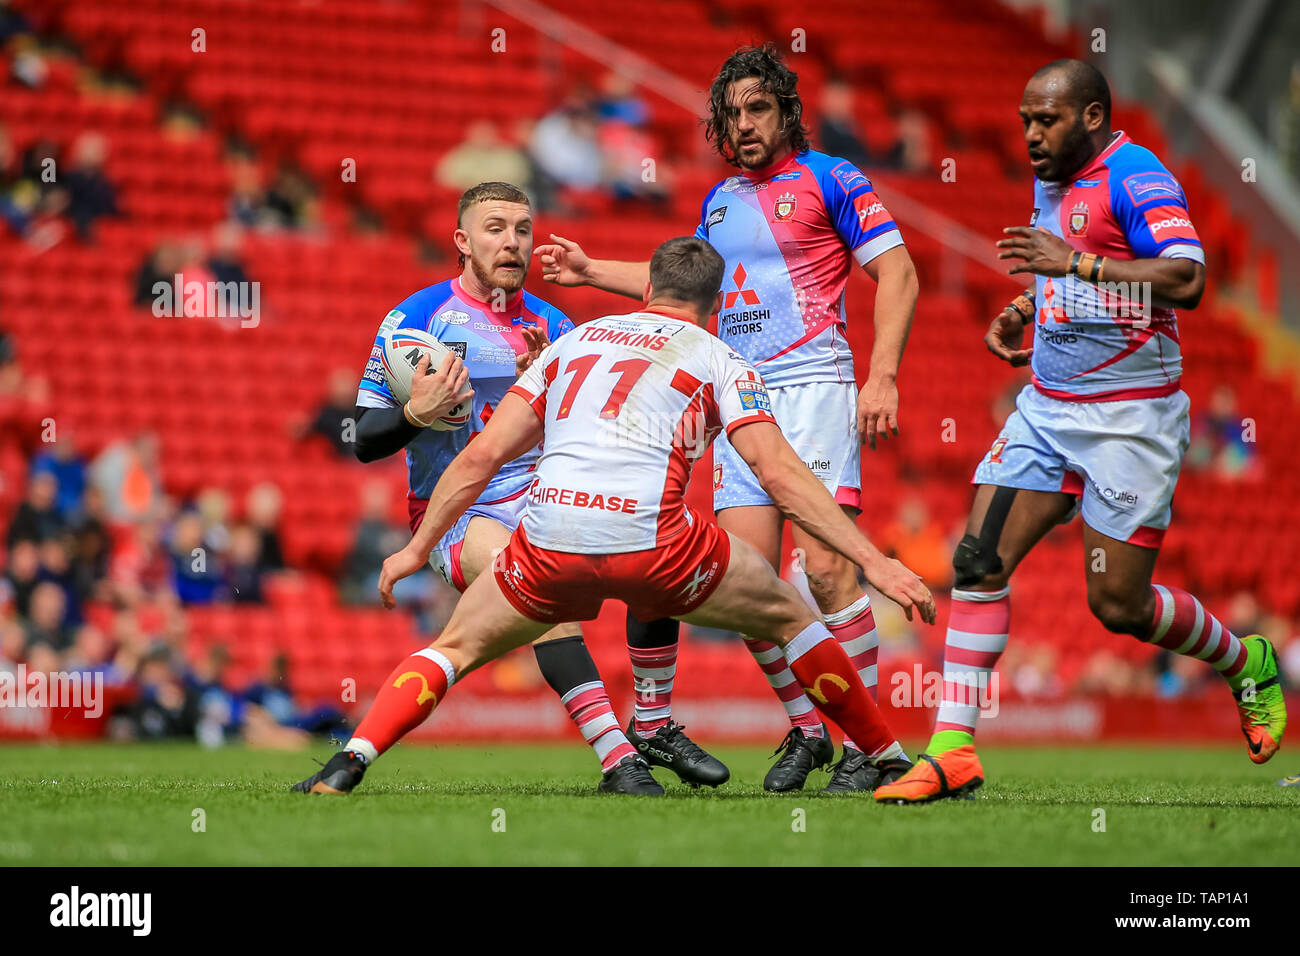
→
(773, 192, 797, 222)
(1068, 201, 1090, 237)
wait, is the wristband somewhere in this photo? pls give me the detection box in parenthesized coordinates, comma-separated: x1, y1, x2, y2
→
(1094, 256, 1107, 283)
(1068, 251, 1082, 276)
(1073, 252, 1102, 283)
(404, 401, 435, 428)
(1008, 291, 1036, 325)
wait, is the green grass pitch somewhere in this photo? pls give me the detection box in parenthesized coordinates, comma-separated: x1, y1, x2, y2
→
(2, 742, 1297, 866)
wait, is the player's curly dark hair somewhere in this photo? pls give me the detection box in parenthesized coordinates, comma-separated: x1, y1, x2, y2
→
(706, 44, 810, 167)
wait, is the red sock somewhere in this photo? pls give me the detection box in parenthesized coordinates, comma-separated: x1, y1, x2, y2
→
(349, 647, 455, 760)
(783, 622, 897, 759)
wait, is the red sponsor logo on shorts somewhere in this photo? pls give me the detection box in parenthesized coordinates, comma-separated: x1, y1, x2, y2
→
(529, 485, 638, 514)
(988, 435, 1009, 464)
(713, 463, 723, 490)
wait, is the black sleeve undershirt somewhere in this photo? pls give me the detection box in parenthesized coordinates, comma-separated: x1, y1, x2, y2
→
(353, 404, 423, 463)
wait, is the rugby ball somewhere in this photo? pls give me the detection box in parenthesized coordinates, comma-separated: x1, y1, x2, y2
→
(379, 327, 472, 431)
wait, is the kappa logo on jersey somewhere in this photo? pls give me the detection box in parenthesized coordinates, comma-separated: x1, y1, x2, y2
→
(438, 309, 471, 325)
(1123, 171, 1183, 207)
(773, 192, 797, 222)
(1068, 201, 1090, 237)
(735, 379, 772, 411)
(723, 264, 761, 308)
(706, 206, 727, 229)
(719, 176, 767, 193)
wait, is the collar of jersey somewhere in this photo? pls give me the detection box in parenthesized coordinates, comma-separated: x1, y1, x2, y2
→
(640, 306, 694, 324)
(452, 276, 528, 322)
(1045, 131, 1129, 190)
(741, 148, 801, 183)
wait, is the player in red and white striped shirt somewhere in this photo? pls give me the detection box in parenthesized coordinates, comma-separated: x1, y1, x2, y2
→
(290, 237, 934, 796)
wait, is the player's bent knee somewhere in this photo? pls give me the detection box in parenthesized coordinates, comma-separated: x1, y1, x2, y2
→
(952, 534, 1007, 590)
(1086, 592, 1149, 637)
(533, 622, 582, 644)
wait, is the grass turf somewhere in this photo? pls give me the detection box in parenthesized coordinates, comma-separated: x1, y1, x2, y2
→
(1, 742, 1297, 866)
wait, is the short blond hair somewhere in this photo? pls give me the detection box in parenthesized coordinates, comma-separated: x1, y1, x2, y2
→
(456, 181, 530, 227)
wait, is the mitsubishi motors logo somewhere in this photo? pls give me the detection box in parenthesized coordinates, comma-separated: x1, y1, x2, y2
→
(723, 264, 760, 309)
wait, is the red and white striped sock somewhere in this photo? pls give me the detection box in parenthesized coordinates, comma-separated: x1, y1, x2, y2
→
(1148, 585, 1247, 680)
(561, 680, 637, 771)
(744, 637, 825, 737)
(628, 642, 676, 736)
(824, 593, 882, 753)
(933, 587, 1010, 737)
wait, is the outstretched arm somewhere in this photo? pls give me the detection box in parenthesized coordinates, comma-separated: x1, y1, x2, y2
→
(727, 420, 935, 623)
(377, 393, 543, 607)
(533, 233, 649, 299)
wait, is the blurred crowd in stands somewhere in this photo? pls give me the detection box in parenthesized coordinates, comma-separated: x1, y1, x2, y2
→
(1, 11, 1295, 751)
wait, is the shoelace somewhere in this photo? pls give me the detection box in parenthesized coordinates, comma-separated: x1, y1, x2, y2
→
(659, 721, 708, 760)
(770, 728, 807, 760)
(625, 759, 657, 784)
(828, 750, 869, 778)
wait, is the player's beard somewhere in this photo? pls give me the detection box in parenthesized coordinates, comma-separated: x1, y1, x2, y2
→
(470, 252, 525, 296)
(1045, 116, 1093, 183)
(732, 131, 778, 170)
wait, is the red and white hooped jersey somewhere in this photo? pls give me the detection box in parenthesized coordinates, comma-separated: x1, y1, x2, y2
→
(508, 309, 777, 554)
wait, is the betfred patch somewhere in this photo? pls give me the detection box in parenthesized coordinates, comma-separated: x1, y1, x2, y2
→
(831, 162, 870, 193)
(736, 379, 772, 411)
(1123, 171, 1183, 207)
